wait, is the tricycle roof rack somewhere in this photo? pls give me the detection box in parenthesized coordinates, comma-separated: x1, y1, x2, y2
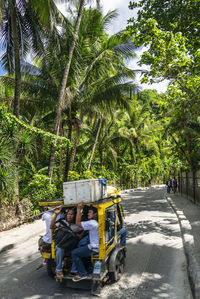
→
(39, 196, 121, 207)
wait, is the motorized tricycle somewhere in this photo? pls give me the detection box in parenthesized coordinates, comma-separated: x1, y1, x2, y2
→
(39, 195, 126, 295)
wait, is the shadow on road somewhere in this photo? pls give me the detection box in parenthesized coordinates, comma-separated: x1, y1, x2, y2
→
(121, 188, 180, 240)
(0, 243, 14, 254)
(0, 187, 190, 299)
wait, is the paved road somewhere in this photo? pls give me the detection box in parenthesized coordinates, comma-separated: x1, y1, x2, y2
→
(0, 186, 192, 298)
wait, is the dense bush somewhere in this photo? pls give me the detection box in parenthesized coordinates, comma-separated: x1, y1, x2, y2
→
(23, 174, 57, 208)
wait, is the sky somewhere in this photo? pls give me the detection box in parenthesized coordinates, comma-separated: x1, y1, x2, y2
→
(56, 0, 168, 93)
(0, 0, 168, 92)
(99, 0, 168, 93)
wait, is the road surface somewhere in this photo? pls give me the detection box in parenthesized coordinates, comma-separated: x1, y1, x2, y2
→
(0, 186, 192, 298)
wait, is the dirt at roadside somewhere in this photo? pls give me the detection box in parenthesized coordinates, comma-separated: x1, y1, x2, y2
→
(0, 200, 38, 232)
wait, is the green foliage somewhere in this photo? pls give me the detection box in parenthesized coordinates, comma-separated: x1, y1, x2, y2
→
(128, 0, 200, 53)
(0, 2, 193, 224)
(80, 170, 94, 180)
(125, 0, 200, 171)
(23, 174, 57, 208)
(0, 167, 15, 201)
(95, 167, 117, 182)
(68, 171, 81, 181)
(0, 106, 70, 144)
(0, 124, 17, 201)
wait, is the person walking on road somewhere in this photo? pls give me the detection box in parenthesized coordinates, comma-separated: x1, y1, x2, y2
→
(172, 177, 178, 194)
(166, 178, 172, 194)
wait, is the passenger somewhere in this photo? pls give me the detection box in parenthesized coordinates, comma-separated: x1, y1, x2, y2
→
(50, 207, 83, 278)
(71, 203, 99, 282)
(42, 207, 64, 245)
(40, 207, 64, 265)
(117, 216, 127, 248)
(105, 210, 127, 249)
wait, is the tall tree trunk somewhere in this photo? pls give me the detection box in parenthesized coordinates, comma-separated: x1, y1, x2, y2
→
(64, 111, 73, 181)
(59, 125, 64, 178)
(99, 144, 103, 167)
(14, 176, 23, 219)
(69, 122, 80, 172)
(134, 173, 139, 188)
(11, 3, 21, 118)
(48, 0, 85, 182)
(59, 139, 63, 178)
(87, 118, 102, 171)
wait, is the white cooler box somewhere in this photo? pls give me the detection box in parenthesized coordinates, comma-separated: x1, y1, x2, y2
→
(63, 179, 103, 204)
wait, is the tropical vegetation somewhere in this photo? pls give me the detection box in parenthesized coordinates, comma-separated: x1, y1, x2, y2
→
(0, 0, 199, 229)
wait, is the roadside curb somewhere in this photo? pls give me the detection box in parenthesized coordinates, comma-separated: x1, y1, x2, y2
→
(166, 195, 200, 299)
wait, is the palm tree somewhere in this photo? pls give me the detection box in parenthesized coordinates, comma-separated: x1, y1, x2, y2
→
(48, 0, 85, 181)
(63, 8, 137, 177)
(84, 118, 119, 169)
(0, 0, 64, 118)
(48, 0, 101, 182)
(87, 117, 102, 170)
(14, 6, 136, 182)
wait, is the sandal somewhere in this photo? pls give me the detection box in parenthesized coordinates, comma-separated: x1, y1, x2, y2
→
(56, 271, 64, 278)
(72, 274, 88, 282)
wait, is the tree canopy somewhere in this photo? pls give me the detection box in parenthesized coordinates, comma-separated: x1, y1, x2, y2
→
(126, 0, 200, 171)
(0, 0, 198, 228)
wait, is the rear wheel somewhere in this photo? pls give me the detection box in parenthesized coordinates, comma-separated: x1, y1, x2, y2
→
(47, 258, 56, 278)
(109, 250, 125, 283)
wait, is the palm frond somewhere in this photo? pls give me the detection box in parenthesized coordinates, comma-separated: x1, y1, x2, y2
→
(101, 9, 119, 31)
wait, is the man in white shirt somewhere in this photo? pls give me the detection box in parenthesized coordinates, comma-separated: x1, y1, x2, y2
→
(42, 209, 64, 245)
(71, 203, 99, 282)
(40, 208, 64, 265)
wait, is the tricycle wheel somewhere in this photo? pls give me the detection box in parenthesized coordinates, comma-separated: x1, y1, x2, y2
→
(47, 258, 56, 278)
(109, 250, 125, 283)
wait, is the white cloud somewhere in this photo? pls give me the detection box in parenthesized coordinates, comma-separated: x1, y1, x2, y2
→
(57, 0, 135, 33)
(99, 1, 168, 93)
(128, 47, 169, 93)
(100, 0, 136, 34)
(56, 0, 168, 93)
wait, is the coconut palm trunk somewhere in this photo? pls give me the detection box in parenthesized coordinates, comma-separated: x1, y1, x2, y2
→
(59, 125, 64, 177)
(87, 117, 102, 171)
(48, 0, 85, 182)
(64, 115, 73, 181)
(11, 4, 21, 118)
(99, 144, 103, 167)
(69, 121, 81, 172)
